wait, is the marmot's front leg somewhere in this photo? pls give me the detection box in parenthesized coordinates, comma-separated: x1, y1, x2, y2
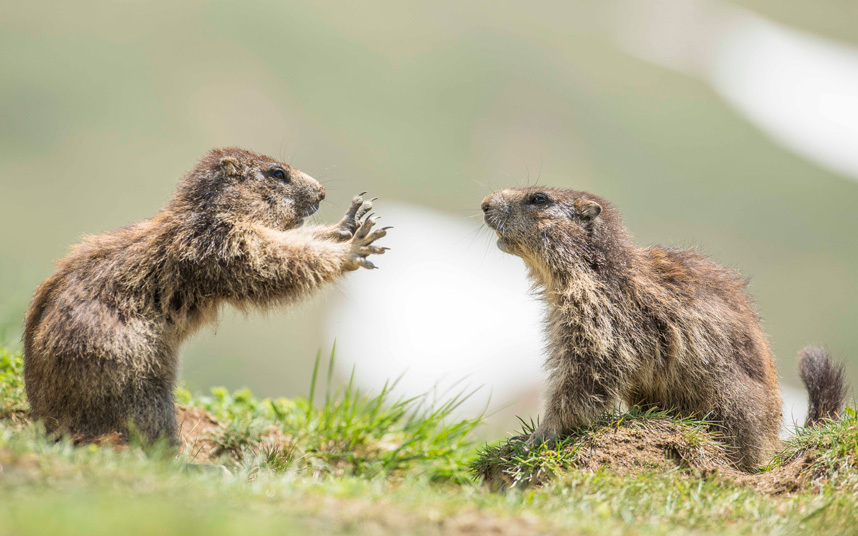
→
(526, 360, 623, 449)
(317, 193, 375, 242)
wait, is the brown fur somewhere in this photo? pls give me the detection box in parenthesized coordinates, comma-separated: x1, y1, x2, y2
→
(24, 147, 388, 444)
(482, 187, 842, 471)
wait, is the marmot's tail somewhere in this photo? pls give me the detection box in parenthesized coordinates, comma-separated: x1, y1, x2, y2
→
(799, 346, 848, 427)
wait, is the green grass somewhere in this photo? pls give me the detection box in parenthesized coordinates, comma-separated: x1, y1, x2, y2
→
(768, 405, 858, 493)
(175, 349, 481, 482)
(2, 346, 858, 535)
(0, 347, 27, 422)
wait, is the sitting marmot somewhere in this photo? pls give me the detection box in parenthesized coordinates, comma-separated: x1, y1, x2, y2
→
(482, 187, 846, 470)
(24, 147, 389, 444)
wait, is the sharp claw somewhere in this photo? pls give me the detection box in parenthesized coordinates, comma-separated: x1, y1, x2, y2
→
(370, 197, 379, 202)
(359, 191, 367, 196)
(381, 226, 393, 231)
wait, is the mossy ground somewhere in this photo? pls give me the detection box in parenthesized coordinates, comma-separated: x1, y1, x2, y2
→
(2, 345, 857, 535)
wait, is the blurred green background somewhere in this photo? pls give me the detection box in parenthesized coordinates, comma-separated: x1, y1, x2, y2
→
(1, 1, 856, 405)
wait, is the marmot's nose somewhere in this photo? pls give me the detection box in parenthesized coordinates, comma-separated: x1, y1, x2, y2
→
(481, 199, 491, 213)
(318, 186, 326, 201)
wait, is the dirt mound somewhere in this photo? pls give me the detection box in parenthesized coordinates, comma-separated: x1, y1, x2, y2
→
(717, 452, 822, 495)
(474, 416, 849, 495)
(0, 405, 292, 465)
(476, 417, 732, 490)
(571, 419, 731, 474)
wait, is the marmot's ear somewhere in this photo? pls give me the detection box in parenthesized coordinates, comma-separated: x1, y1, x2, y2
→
(218, 156, 241, 176)
(576, 199, 602, 221)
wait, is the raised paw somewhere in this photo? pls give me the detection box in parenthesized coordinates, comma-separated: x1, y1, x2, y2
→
(330, 193, 376, 241)
(344, 216, 391, 271)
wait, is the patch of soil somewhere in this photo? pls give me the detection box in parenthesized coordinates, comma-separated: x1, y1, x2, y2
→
(177, 405, 223, 462)
(717, 452, 824, 495)
(177, 405, 296, 465)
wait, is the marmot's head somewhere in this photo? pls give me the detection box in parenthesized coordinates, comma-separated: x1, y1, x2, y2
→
(175, 147, 325, 231)
(481, 187, 630, 277)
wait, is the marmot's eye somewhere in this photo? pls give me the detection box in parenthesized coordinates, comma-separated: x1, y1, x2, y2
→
(271, 168, 289, 182)
(529, 194, 549, 205)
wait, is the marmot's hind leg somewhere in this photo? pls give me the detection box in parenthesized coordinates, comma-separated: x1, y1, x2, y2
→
(713, 404, 779, 472)
(127, 381, 179, 446)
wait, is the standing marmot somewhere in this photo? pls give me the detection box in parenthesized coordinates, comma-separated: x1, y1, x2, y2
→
(24, 147, 389, 444)
(482, 187, 847, 471)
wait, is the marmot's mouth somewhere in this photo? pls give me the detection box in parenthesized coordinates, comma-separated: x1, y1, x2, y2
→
(496, 236, 514, 253)
(302, 202, 321, 218)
